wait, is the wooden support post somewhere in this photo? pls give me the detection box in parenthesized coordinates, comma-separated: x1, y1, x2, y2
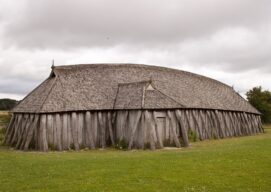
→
(144, 110, 156, 150)
(62, 113, 68, 150)
(128, 111, 142, 150)
(24, 114, 39, 150)
(153, 113, 164, 149)
(39, 114, 48, 151)
(167, 110, 181, 148)
(85, 111, 95, 149)
(175, 110, 189, 147)
(107, 112, 115, 145)
(20, 114, 34, 150)
(15, 114, 29, 149)
(71, 112, 79, 150)
(47, 114, 53, 147)
(78, 113, 84, 147)
(10, 114, 22, 146)
(55, 113, 62, 151)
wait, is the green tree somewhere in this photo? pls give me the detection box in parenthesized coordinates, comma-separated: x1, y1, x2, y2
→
(246, 86, 271, 123)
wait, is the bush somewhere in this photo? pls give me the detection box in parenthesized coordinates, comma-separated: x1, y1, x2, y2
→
(114, 139, 128, 150)
(188, 129, 198, 142)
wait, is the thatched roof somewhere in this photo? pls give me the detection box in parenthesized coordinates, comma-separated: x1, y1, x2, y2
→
(13, 64, 260, 114)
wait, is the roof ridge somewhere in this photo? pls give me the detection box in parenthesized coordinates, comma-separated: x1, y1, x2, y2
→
(53, 63, 233, 90)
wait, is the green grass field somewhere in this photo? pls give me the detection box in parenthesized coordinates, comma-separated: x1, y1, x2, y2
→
(0, 113, 270, 192)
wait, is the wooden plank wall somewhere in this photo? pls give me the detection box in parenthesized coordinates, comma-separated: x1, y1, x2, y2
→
(4, 109, 263, 151)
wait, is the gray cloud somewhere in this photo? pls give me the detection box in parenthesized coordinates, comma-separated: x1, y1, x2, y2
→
(2, 0, 270, 49)
(0, 0, 271, 99)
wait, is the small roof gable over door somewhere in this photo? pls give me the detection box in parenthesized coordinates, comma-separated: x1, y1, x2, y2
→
(114, 81, 184, 109)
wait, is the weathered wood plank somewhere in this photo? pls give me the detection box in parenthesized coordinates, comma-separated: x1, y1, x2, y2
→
(20, 114, 34, 150)
(78, 113, 84, 147)
(24, 114, 39, 150)
(15, 114, 29, 149)
(12, 116, 22, 146)
(55, 113, 62, 150)
(39, 114, 48, 151)
(175, 110, 189, 147)
(167, 110, 181, 148)
(98, 112, 106, 148)
(144, 110, 156, 150)
(128, 110, 142, 149)
(85, 111, 95, 149)
(62, 113, 68, 150)
(107, 112, 115, 145)
(46, 114, 53, 147)
(71, 112, 79, 150)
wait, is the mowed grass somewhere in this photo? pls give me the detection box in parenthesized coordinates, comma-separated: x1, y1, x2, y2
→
(0, 118, 270, 192)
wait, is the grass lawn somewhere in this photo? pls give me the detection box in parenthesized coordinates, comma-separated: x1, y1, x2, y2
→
(0, 116, 270, 192)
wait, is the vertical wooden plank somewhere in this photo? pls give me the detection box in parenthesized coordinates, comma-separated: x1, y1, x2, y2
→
(153, 112, 164, 149)
(137, 110, 145, 149)
(15, 114, 29, 149)
(144, 110, 156, 150)
(107, 112, 115, 145)
(47, 114, 53, 147)
(52, 114, 57, 149)
(98, 111, 106, 148)
(221, 111, 229, 137)
(175, 110, 189, 147)
(206, 111, 215, 139)
(128, 110, 142, 149)
(39, 114, 48, 151)
(210, 110, 219, 139)
(20, 114, 34, 150)
(55, 113, 62, 151)
(214, 110, 224, 138)
(167, 110, 181, 148)
(24, 114, 39, 150)
(78, 113, 84, 147)
(11, 114, 22, 146)
(67, 113, 72, 149)
(85, 111, 95, 149)
(191, 110, 202, 140)
(199, 110, 207, 139)
(62, 113, 68, 150)
(71, 112, 79, 150)
(93, 112, 98, 146)
(116, 111, 128, 141)
(232, 112, 240, 136)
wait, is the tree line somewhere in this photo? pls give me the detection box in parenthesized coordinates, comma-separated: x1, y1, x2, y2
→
(246, 86, 271, 124)
(0, 99, 18, 111)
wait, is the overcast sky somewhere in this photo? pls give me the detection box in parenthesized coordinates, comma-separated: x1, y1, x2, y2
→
(0, 0, 270, 100)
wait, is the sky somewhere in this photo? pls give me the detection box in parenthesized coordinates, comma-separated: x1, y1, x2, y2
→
(0, 0, 270, 100)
